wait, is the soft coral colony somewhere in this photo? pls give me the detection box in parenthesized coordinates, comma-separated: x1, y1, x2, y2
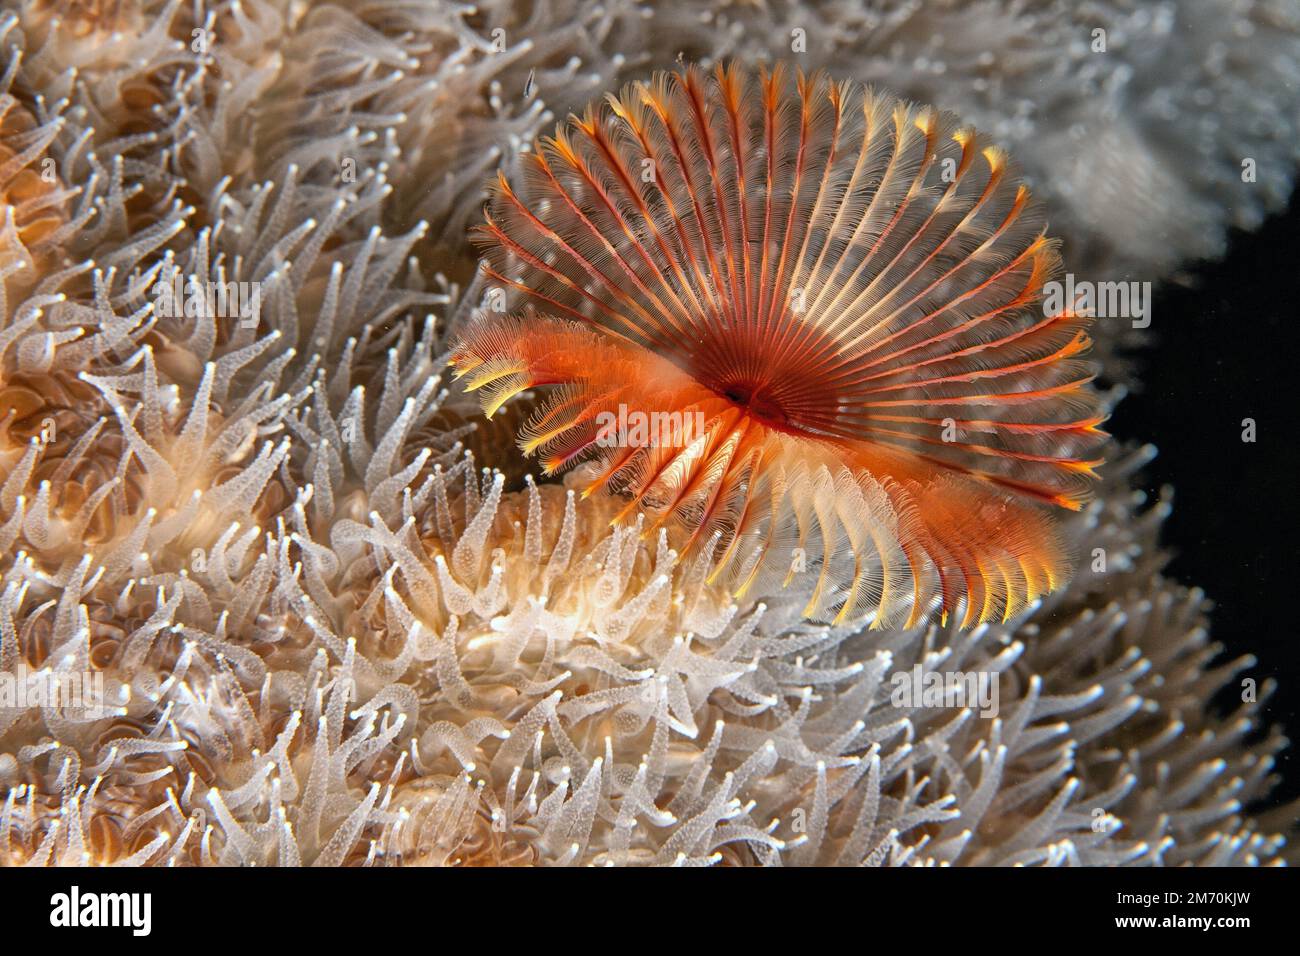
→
(0, 0, 1294, 867)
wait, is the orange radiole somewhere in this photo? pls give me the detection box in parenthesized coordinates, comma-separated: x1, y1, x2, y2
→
(453, 63, 1106, 628)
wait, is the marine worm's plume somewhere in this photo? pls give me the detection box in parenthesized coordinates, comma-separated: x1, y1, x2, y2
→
(454, 63, 1108, 629)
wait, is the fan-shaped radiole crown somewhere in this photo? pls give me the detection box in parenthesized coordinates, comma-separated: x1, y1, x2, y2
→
(453, 62, 1107, 628)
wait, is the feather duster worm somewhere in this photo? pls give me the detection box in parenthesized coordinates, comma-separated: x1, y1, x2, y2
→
(453, 63, 1107, 628)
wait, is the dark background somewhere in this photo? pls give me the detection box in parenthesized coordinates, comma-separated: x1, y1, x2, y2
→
(1107, 193, 1300, 806)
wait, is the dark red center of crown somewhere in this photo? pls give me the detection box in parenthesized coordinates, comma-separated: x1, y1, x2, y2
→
(691, 320, 853, 439)
(721, 384, 789, 427)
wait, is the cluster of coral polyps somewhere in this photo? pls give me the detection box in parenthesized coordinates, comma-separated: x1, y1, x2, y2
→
(0, 0, 1295, 866)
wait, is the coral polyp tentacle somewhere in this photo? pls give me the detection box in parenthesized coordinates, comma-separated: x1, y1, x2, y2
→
(454, 63, 1108, 626)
